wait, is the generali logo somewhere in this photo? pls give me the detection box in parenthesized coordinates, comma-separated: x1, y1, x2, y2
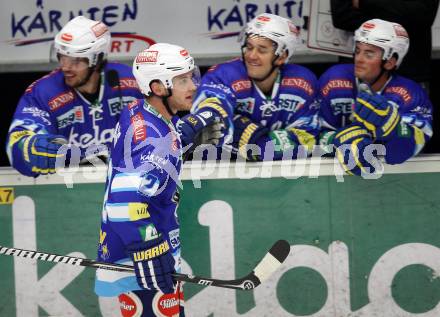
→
(232, 79, 251, 92)
(48, 91, 75, 111)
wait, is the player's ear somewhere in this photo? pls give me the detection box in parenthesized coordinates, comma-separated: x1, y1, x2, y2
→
(384, 57, 397, 71)
(150, 80, 167, 96)
(275, 51, 288, 66)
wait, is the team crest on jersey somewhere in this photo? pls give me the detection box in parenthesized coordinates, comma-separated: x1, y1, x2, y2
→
(260, 100, 278, 117)
(48, 91, 75, 111)
(236, 97, 255, 114)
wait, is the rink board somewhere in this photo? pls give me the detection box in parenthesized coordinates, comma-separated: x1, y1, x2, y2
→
(0, 157, 440, 316)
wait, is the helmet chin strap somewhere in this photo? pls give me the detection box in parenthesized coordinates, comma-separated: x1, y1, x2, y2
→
(161, 88, 175, 117)
(75, 54, 106, 90)
(364, 60, 388, 89)
(246, 54, 282, 83)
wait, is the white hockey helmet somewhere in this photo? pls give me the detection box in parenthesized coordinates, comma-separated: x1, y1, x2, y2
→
(240, 13, 300, 61)
(53, 16, 111, 67)
(133, 43, 198, 96)
(354, 19, 409, 68)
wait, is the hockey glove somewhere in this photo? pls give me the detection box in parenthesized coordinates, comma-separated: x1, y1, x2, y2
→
(178, 109, 225, 149)
(232, 114, 269, 160)
(353, 91, 400, 141)
(318, 130, 337, 154)
(127, 236, 175, 294)
(23, 134, 67, 175)
(333, 124, 381, 176)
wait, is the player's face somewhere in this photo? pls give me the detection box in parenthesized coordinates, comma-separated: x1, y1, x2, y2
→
(243, 36, 277, 80)
(58, 54, 91, 88)
(168, 69, 200, 112)
(354, 42, 384, 83)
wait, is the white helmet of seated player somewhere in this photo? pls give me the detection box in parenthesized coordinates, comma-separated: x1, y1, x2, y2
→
(53, 16, 111, 67)
(239, 13, 301, 62)
(133, 43, 200, 96)
(354, 19, 409, 68)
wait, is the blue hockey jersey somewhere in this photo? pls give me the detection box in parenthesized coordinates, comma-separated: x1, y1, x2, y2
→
(6, 62, 142, 176)
(95, 99, 182, 297)
(193, 58, 320, 159)
(319, 64, 433, 164)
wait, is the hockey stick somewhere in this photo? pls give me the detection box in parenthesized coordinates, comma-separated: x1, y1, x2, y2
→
(0, 239, 290, 291)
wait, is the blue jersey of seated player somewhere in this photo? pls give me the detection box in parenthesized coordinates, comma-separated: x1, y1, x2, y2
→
(193, 58, 319, 156)
(319, 64, 433, 164)
(95, 98, 182, 297)
(6, 62, 143, 175)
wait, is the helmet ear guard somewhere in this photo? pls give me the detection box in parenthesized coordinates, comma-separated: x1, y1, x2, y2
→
(354, 19, 409, 68)
(239, 13, 300, 62)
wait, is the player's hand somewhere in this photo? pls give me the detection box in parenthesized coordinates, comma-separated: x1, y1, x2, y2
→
(333, 124, 380, 176)
(23, 134, 67, 175)
(178, 109, 224, 148)
(232, 114, 268, 160)
(126, 236, 175, 294)
(353, 91, 400, 141)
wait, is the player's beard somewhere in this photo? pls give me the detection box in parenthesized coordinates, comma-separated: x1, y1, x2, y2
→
(64, 68, 94, 89)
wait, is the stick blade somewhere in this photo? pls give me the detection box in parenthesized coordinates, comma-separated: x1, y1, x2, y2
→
(269, 239, 290, 263)
(252, 240, 291, 284)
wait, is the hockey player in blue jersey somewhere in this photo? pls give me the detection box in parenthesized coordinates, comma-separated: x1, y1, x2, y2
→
(179, 13, 319, 161)
(318, 19, 433, 176)
(6, 16, 142, 177)
(95, 43, 221, 316)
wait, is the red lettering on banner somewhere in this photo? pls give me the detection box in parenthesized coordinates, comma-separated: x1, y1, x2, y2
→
(131, 113, 146, 143)
(385, 86, 412, 103)
(48, 91, 75, 111)
(232, 79, 252, 92)
(321, 79, 353, 97)
(281, 77, 314, 96)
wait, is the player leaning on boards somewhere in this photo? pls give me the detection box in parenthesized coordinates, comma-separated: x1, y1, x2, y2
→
(179, 13, 319, 161)
(6, 16, 142, 177)
(318, 19, 433, 176)
(94, 44, 221, 317)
